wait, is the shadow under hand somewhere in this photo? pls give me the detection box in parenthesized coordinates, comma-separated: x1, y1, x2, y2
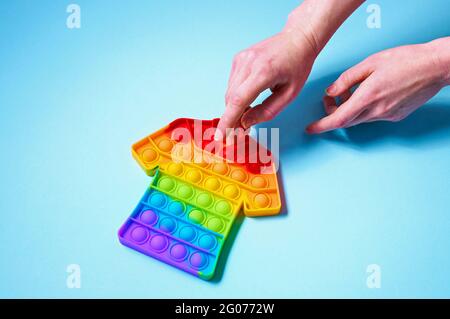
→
(259, 72, 450, 154)
(329, 103, 450, 149)
(259, 73, 341, 156)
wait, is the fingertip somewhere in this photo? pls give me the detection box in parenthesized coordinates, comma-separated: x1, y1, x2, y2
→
(325, 84, 338, 97)
(213, 129, 222, 141)
(322, 96, 337, 115)
(214, 119, 227, 141)
(306, 116, 337, 134)
(305, 123, 319, 134)
(215, 104, 243, 140)
(240, 110, 255, 130)
(323, 95, 335, 106)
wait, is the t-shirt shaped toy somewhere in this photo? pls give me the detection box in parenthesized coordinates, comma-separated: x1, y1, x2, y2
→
(118, 118, 282, 280)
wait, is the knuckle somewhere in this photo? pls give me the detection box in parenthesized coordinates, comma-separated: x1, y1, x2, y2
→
(338, 71, 351, 86)
(372, 108, 385, 119)
(334, 117, 348, 128)
(254, 56, 274, 75)
(376, 102, 391, 115)
(362, 88, 380, 105)
(370, 90, 381, 102)
(229, 93, 244, 107)
(365, 52, 387, 67)
(364, 54, 377, 65)
(369, 52, 383, 62)
(234, 51, 246, 62)
(255, 62, 271, 77)
(374, 50, 391, 62)
(236, 49, 257, 61)
(245, 49, 257, 60)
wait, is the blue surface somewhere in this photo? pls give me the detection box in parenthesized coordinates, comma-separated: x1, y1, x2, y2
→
(0, 0, 449, 298)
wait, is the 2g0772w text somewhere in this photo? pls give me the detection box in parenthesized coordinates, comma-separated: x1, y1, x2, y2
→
(218, 303, 274, 314)
(175, 303, 274, 316)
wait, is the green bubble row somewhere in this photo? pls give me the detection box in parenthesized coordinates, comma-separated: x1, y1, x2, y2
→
(157, 175, 233, 217)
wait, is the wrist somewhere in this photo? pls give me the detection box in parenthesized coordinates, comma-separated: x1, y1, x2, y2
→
(428, 37, 450, 86)
(283, 5, 322, 56)
(282, 0, 365, 56)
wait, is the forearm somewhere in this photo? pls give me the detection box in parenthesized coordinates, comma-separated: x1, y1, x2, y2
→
(429, 37, 450, 86)
(283, 0, 365, 54)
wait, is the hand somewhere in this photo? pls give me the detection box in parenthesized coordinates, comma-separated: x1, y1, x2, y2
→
(306, 41, 450, 134)
(215, 30, 318, 139)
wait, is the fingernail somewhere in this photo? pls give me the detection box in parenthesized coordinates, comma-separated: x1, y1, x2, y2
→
(326, 84, 336, 96)
(242, 117, 255, 129)
(241, 115, 256, 129)
(305, 124, 315, 134)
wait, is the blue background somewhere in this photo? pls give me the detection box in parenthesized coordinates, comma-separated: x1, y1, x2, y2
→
(1, 0, 449, 298)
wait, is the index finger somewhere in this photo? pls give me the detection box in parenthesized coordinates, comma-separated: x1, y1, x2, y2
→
(306, 92, 366, 134)
(215, 74, 272, 140)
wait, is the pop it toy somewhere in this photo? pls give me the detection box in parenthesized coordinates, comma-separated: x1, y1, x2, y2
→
(119, 118, 281, 280)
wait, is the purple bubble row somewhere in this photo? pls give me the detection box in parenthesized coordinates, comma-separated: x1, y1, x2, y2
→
(127, 223, 210, 270)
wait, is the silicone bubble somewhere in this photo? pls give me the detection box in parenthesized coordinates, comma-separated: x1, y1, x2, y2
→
(130, 226, 148, 243)
(177, 185, 194, 199)
(121, 117, 282, 280)
(188, 209, 205, 224)
(170, 244, 188, 261)
(158, 177, 176, 192)
(230, 169, 247, 183)
(223, 184, 240, 199)
(158, 138, 173, 152)
(149, 192, 167, 208)
(149, 234, 169, 252)
(160, 217, 177, 233)
(196, 193, 213, 208)
(212, 163, 229, 175)
(186, 169, 202, 183)
(254, 193, 270, 208)
(167, 201, 185, 216)
(179, 226, 197, 242)
(215, 200, 231, 215)
(198, 234, 217, 250)
(251, 176, 267, 188)
(142, 148, 158, 163)
(204, 177, 221, 192)
(190, 252, 208, 269)
(167, 162, 184, 176)
(207, 217, 224, 233)
(140, 210, 158, 225)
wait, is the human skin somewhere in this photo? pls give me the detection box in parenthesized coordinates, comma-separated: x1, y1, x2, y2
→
(215, 0, 365, 140)
(306, 38, 450, 133)
(215, 0, 450, 138)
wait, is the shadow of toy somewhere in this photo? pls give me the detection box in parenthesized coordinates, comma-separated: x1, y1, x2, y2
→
(212, 74, 450, 282)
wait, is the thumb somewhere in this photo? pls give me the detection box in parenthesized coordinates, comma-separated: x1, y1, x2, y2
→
(241, 86, 295, 128)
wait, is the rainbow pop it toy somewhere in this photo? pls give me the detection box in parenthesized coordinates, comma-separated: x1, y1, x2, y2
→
(118, 118, 281, 280)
